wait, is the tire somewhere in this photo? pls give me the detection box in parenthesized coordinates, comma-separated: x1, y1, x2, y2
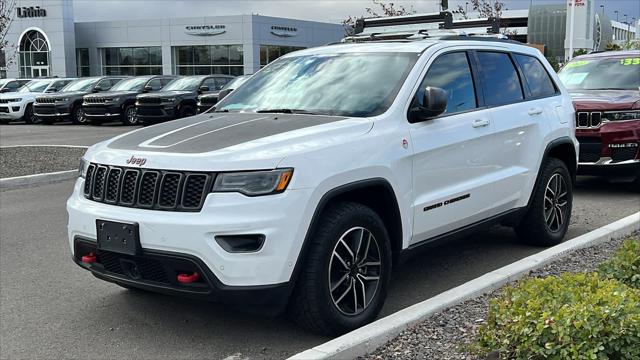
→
(71, 106, 88, 125)
(178, 105, 195, 119)
(121, 105, 138, 126)
(516, 158, 573, 246)
(23, 104, 40, 124)
(288, 202, 392, 335)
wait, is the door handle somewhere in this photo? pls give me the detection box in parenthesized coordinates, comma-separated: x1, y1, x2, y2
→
(528, 107, 544, 116)
(472, 119, 490, 128)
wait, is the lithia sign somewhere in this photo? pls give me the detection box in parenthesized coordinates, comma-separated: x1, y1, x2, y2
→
(16, 6, 47, 18)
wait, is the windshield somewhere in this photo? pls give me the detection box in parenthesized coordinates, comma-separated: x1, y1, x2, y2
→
(19, 80, 50, 93)
(558, 56, 640, 90)
(163, 77, 202, 91)
(62, 78, 99, 92)
(223, 76, 250, 90)
(110, 77, 149, 91)
(216, 52, 418, 117)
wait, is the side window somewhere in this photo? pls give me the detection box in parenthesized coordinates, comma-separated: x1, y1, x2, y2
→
(7, 81, 19, 91)
(160, 77, 173, 87)
(476, 52, 524, 106)
(110, 78, 124, 86)
(52, 80, 70, 90)
(214, 77, 230, 90)
(96, 79, 113, 91)
(514, 54, 558, 98)
(146, 78, 163, 91)
(416, 52, 477, 115)
(202, 78, 217, 91)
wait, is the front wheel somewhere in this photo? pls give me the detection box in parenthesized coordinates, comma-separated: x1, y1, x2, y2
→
(23, 104, 40, 124)
(289, 202, 392, 335)
(71, 106, 88, 125)
(178, 105, 195, 119)
(121, 105, 138, 126)
(516, 158, 573, 246)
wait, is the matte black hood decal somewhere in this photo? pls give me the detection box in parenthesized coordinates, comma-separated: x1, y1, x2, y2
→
(107, 112, 347, 153)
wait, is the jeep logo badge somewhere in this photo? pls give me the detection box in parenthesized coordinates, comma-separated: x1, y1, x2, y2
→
(126, 156, 147, 166)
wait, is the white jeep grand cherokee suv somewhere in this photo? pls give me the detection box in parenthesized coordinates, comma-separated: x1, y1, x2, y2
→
(68, 38, 577, 335)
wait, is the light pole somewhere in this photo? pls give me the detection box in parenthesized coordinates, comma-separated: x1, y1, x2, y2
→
(614, 10, 619, 22)
(624, 14, 628, 24)
(465, 2, 468, 14)
(569, 0, 576, 60)
(600, 5, 604, 15)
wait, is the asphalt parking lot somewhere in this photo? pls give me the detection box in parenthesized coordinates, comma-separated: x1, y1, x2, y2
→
(1, 125, 639, 359)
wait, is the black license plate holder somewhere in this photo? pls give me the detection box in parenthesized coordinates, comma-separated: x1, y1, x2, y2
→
(96, 220, 141, 255)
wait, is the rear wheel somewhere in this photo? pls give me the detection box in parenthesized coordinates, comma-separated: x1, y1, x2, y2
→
(23, 104, 40, 124)
(289, 202, 392, 335)
(516, 158, 572, 246)
(71, 106, 88, 125)
(121, 105, 138, 126)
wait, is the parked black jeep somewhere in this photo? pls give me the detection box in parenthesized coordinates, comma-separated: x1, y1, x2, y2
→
(83, 75, 176, 126)
(136, 75, 234, 125)
(196, 75, 251, 113)
(34, 76, 128, 124)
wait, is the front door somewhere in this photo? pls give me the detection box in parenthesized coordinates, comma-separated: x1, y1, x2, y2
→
(31, 66, 49, 78)
(410, 50, 499, 244)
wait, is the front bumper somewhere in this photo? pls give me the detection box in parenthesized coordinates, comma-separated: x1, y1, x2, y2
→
(72, 237, 291, 309)
(0, 102, 26, 120)
(135, 104, 177, 122)
(577, 158, 640, 178)
(33, 103, 71, 119)
(84, 104, 122, 119)
(67, 178, 313, 288)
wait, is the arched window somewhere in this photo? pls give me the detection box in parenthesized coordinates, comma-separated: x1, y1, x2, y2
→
(18, 29, 51, 78)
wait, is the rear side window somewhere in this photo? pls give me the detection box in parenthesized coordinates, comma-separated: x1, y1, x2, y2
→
(476, 52, 524, 106)
(416, 52, 477, 115)
(514, 54, 557, 98)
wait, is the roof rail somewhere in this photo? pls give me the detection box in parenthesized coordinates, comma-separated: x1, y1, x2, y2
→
(354, 12, 453, 34)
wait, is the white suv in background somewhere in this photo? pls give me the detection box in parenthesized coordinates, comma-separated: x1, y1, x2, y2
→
(68, 38, 577, 335)
(0, 78, 74, 124)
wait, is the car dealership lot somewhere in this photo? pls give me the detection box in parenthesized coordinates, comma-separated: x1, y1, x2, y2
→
(0, 126, 638, 359)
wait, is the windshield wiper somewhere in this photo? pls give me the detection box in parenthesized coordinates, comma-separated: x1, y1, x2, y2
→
(256, 108, 319, 115)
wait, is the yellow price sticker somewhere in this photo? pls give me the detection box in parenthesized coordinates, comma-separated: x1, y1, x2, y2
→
(564, 60, 591, 68)
(619, 58, 640, 65)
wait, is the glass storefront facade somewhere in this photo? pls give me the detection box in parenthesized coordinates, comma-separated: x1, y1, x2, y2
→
(76, 48, 90, 77)
(101, 47, 162, 75)
(172, 45, 244, 75)
(18, 29, 51, 78)
(259, 45, 305, 68)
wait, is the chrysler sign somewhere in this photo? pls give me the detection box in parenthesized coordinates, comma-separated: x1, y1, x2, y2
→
(17, 6, 47, 18)
(185, 25, 226, 36)
(270, 25, 298, 37)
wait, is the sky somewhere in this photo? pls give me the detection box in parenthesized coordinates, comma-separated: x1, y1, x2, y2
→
(73, 0, 639, 24)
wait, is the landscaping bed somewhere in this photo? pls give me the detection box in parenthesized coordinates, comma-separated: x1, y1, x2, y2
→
(0, 146, 86, 178)
(362, 233, 639, 360)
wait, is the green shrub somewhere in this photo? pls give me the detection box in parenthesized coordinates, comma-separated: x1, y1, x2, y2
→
(473, 273, 640, 360)
(598, 239, 640, 289)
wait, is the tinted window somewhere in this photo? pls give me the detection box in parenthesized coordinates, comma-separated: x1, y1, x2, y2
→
(202, 77, 217, 91)
(416, 52, 476, 115)
(214, 77, 230, 90)
(558, 56, 640, 91)
(146, 78, 163, 91)
(96, 79, 114, 91)
(160, 77, 174, 87)
(514, 54, 557, 98)
(476, 52, 524, 106)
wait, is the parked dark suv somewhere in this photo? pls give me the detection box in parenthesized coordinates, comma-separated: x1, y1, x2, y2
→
(34, 76, 128, 124)
(135, 75, 233, 125)
(196, 75, 250, 113)
(83, 75, 176, 126)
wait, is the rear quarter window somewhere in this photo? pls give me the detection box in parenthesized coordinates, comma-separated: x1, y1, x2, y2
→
(514, 54, 558, 98)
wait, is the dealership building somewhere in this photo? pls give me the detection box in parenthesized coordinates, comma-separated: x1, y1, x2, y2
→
(2, 0, 344, 78)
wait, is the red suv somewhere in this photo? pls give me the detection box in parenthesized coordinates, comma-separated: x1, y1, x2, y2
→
(558, 50, 640, 183)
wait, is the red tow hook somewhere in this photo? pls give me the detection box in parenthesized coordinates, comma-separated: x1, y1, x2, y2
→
(177, 272, 200, 284)
(81, 252, 97, 264)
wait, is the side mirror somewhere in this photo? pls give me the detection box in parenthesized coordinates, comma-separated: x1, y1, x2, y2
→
(217, 89, 232, 101)
(409, 86, 448, 123)
(198, 85, 209, 93)
(143, 85, 153, 93)
(93, 85, 104, 93)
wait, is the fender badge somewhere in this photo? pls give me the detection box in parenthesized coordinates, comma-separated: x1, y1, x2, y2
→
(126, 155, 147, 166)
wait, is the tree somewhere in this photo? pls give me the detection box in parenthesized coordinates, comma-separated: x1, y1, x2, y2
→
(1, 0, 17, 72)
(342, 0, 416, 36)
(455, 0, 506, 19)
(606, 42, 623, 51)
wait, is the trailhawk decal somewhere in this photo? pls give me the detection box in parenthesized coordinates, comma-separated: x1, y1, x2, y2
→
(107, 113, 347, 153)
(423, 193, 471, 212)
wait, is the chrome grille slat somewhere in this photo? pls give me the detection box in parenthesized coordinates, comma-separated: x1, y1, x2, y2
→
(83, 163, 210, 212)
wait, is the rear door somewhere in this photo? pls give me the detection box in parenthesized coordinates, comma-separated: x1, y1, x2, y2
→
(410, 50, 498, 243)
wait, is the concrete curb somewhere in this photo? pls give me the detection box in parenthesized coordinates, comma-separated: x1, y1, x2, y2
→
(0, 144, 89, 149)
(289, 212, 640, 360)
(0, 170, 77, 190)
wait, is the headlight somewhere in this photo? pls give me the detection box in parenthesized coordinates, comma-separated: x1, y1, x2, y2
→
(604, 111, 640, 121)
(108, 97, 120, 102)
(78, 158, 89, 178)
(161, 97, 176, 103)
(212, 169, 293, 196)
(8, 98, 22, 102)
(55, 98, 69, 103)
